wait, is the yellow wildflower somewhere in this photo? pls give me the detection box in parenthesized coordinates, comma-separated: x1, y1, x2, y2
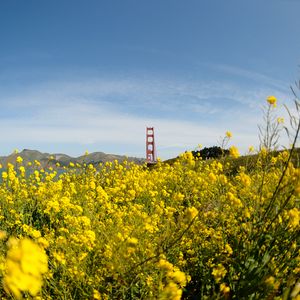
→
(277, 117, 284, 124)
(288, 208, 300, 228)
(16, 156, 23, 164)
(226, 131, 232, 138)
(265, 276, 275, 286)
(169, 270, 187, 286)
(0, 231, 7, 240)
(127, 237, 138, 247)
(248, 145, 255, 153)
(184, 207, 199, 222)
(267, 95, 277, 107)
(159, 282, 182, 300)
(4, 238, 48, 299)
(212, 264, 227, 283)
(157, 259, 174, 272)
(225, 244, 233, 255)
(220, 283, 230, 294)
(229, 146, 240, 158)
(34, 160, 41, 166)
(19, 166, 25, 174)
(93, 289, 101, 300)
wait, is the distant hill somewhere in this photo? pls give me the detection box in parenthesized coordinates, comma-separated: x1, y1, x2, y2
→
(0, 149, 145, 168)
(163, 147, 300, 175)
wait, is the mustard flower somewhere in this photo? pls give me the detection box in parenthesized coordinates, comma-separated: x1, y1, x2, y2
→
(168, 270, 187, 287)
(229, 146, 240, 158)
(212, 264, 227, 283)
(226, 131, 232, 138)
(127, 237, 138, 246)
(16, 156, 23, 164)
(93, 289, 101, 300)
(220, 283, 230, 294)
(184, 207, 199, 222)
(0, 231, 7, 240)
(159, 282, 182, 300)
(34, 160, 40, 166)
(4, 238, 48, 299)
(277, 117, 284, 124)
(288, 208, 300, 228)
(267, 95, 277, 106)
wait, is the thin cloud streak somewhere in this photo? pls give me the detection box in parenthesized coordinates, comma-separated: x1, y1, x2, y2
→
(0, 74, 294, 159)
(211, 64, 290, 90)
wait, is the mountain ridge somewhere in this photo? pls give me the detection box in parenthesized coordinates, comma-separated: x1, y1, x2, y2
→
(0, 149, 145, 167)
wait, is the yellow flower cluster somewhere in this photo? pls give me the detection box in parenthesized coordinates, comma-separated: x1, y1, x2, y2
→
(157, 257, 188, 300)
(212, 263, 227, 283)
(267, 95, 277, 106)
(226, 131, 232, 138)
(0, 141, 298, 299)
(229, 145, 240, 158)
(3, 238, 48, 299)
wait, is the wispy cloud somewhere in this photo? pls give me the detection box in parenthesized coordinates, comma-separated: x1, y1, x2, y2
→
(210, 63, 291, 91)
(0, 72, 294, 158)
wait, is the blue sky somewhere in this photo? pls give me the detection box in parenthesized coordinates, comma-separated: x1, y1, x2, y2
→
(0, 0, 300, 159)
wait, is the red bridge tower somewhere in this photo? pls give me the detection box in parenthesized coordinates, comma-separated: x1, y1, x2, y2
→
(146, 127, 157, 163)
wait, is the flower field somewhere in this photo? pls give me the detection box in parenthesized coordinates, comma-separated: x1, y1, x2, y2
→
(0, 99, 299, 299)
